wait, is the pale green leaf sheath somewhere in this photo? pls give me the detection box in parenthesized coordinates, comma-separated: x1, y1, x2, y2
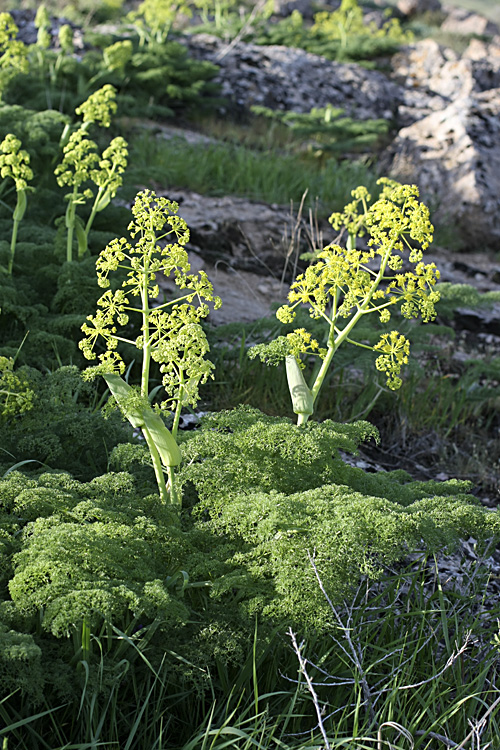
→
(80, 189, 221, 508)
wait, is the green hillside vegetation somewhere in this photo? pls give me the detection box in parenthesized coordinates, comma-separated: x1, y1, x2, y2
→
(0, 2, 500, 748)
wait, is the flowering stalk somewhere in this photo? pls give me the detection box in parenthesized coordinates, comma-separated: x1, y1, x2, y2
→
(85, 136, 128, 236)
(80, 189, 221, 507)
(0, 13, 28, 101)
(249, 179, 440, 424)
(0, 134, 33, 275)
(55, 86, 127, 262)
(55, 127, 98, 263)
(32, 5, 75, 110)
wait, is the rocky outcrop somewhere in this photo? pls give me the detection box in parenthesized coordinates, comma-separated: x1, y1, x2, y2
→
(146, 187, 500, 325)
(272, 0, 318, 19)
(384, 33, 500, 251)
(9, 9, 84, 50)
(392, 38, 500, 101)
(440, 5, 499, 36)
(183, 26, 500, 250)
(153, 187, 313, 277)
(384, 89, 500, 250)
(184, 33, 402, 121)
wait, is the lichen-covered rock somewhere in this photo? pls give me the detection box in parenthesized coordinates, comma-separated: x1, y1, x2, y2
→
(391, 37, 500, 136)
(183, 33, 402, 121)
(384, 90, 500, 250)
(392, 39, 500, 101)
(440, 5, 499, 37)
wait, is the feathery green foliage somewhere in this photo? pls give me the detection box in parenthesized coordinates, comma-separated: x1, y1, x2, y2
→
(0, 9, 497, 744)
(0, 355, 34, 421)
(176, 404, 499, 624)
(255, 1, 412, 64)
(1, 14, 221, 122)
(0, 365, 130, 480)
(126, 0, 193, 46)
(2, 471, 189, 639)
(252, 103, 390, 158)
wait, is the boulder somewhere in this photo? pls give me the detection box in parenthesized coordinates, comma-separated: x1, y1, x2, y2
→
(184, 33, 402, 121)
(463, 37, 500, 62)
(391, 39, 500, 123)
(383, 89, 500, 251)
(461, 37, 500, 92)
(440, 6, 499, 37)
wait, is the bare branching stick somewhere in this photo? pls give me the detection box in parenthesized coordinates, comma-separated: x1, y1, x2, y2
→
(308, 550, 376, 724)
(288, 628, 331, 750)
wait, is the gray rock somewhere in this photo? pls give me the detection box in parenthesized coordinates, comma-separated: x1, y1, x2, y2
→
(391, 39, 500, 124)
(463, 36, 500, 62)
(183, 33, 402, 121)
(383, 89, 500, 251)
(151, 187, 314, 277)
(440, 5, 499, 37)
(461, 37, 500, 92)
(397, 0, 442, 18)
(272, 0, 317, 19)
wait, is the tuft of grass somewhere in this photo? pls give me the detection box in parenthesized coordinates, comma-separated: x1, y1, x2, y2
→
(126, 130, 380, 214)
(1, 553, 499, 748)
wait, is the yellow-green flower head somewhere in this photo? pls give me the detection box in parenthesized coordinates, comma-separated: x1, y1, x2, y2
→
(0, 13, 28, 75)
(103, 40, 133, 72)
(54, 127, 99, 188)
(75, 85, 118, 128)
(81, 188, 221, 411)
(90, 136, 128, 195)
(254, 179, 441, 407)
(374, 331, 410, 389)
(58, 25, 74, 54)
(0, 134, 33, 190)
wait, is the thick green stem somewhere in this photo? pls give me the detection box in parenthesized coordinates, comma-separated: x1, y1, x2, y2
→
(167, 465, 180, 508)
(85, 192, 101, 237)
(141, 259, 151, 399)
(171, 393, 183, 442)
(7, 217, 19, 275)
(299, 240, 397, 423)
(140, 249, 181, 508)
(8, 188, 28, 275)
(141, 427, 170, 503)
(66, 189, 78, 263)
